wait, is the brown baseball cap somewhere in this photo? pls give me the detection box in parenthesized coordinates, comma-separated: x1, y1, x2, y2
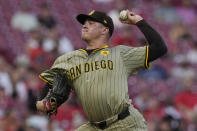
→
(76, 10, 114, 36)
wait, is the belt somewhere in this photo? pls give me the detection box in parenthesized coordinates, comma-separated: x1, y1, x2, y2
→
(91, 108, 130, 130)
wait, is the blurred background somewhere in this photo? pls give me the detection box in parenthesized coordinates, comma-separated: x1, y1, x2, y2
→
(0, 0, 197, 130)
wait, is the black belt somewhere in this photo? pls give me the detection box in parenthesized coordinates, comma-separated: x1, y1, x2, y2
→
(91, 108, 130, 130)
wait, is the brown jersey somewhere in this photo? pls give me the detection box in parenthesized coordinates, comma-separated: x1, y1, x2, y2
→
(39, 45, 149, 122)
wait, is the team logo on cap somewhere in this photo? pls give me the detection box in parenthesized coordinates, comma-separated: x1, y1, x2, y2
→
(89, 10, 95, 15)
(101, 51, 110, 56)
(104, 20, 107, 24)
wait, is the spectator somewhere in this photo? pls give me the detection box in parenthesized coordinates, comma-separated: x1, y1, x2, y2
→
(37, 3, 57, 30)
(112, 26, 137, 47)
(11, 3, 39, 32)
(11, 65, 28, 103)
(0, 57, 13, 96)
(153, 0, 180, 24)
(155, 117, 172, 131)
(42, 29, 58, 53)
(0, 110, 20, 131)
(42, 28, 74, 54)
(26, 68, 42, 113)
(176, 0, 196, 25)
(168, 22, 189, 45)
(26, 31, 49, 71)
(186, 41, 197, 64)
(57, 34, 74, 55)
(164, 99, 182, 121)
(155, 115, 184, 131)
(0, 86, 13, 120)
(25, 114, 48, 131)
(163, 99, 184, 131)
(144, 98, 165, 131)
(174, 78, 197, 123)
(189, 114, 197, 131)
(26, 30, 43, 53)
(171, 61, 195, 80)
(134, 90, 150, 112)
(138, 64, 168, 80)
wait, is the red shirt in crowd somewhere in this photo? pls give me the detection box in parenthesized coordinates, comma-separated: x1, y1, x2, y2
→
(174, 91, 197, 109)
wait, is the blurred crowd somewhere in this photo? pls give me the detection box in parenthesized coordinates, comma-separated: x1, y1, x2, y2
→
(0, 0, 197, 131)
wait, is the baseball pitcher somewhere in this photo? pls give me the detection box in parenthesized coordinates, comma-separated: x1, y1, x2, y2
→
(36, 10, 167, 131)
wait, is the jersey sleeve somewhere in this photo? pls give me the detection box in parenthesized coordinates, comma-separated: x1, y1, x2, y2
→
(39, 55, 69, 85)
(119, 45, 150, 75)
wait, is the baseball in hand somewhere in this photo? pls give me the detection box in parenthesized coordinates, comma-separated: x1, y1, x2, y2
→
(119, 10, 128, 20)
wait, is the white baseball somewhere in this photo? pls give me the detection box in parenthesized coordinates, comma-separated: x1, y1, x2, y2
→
(119, 10, 128, 20)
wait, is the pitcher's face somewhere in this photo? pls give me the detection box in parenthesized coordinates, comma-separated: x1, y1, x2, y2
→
(81, 20, 105, 42)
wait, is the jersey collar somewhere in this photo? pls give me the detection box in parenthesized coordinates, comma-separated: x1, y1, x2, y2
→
(79, 45, 109, 54)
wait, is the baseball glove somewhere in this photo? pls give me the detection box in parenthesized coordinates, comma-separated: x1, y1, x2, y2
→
(37, 83, 52, 101)
(42, 72, 72, 116)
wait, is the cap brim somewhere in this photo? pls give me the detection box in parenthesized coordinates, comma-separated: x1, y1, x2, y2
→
(77, 14, 103, 25)
(76, 14, 94, 25)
